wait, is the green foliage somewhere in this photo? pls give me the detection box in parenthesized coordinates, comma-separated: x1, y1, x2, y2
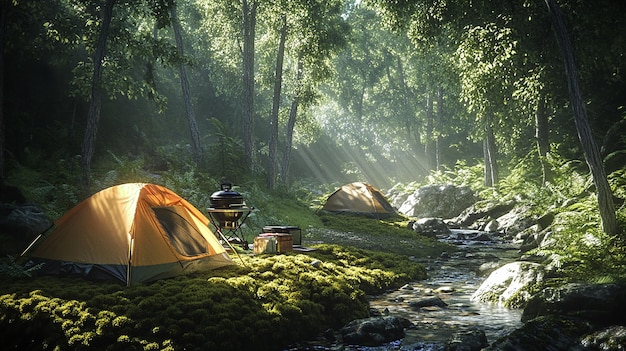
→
(424, 161, 488, 196)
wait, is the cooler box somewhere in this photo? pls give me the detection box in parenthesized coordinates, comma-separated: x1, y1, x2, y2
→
(254, 236, 277, 254)
(259, 233, 293, 253)
(262, 225, 301, 246)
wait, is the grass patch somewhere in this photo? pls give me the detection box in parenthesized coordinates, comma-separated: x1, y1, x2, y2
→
(313, 213, 453, 257)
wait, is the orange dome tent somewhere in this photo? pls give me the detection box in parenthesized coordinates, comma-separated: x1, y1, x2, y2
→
(321, 182, 396, 218)
(22, 183, 233, 286)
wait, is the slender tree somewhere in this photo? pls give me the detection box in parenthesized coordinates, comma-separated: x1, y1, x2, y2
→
(267, 14, 287, 189)
(168, 0, 203, 165)
(0, 0, 7, 182)
(545, 0, 617, 235)
(280, 59, 303, 184)
(80, 0, 116, 191)
(241, 0, 257, 173)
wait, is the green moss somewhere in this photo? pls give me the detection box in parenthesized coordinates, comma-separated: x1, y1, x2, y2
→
(0, 244, 425, 351)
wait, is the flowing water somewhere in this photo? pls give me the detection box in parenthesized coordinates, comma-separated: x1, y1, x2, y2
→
(287, 230, 524, 351)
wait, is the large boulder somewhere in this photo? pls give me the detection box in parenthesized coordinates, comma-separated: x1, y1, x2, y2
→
(448, 200, 515, 229)
(398, 184, 476, 219)
(485, 315, 594, 351)
(340, 316, 408, 346)
(489, 284, 626, 351)
(0, 202, 52, 254)
(445, 329, 489, 351)
(471, 261, 545, 308)
(411, 217, 452, 238)
(522, 283, 626, 325)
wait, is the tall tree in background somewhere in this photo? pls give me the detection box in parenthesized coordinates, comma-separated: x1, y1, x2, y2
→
(0, 0, 7, 182)
(241, 0, 257, 173)
(80, 0, 116, 191)
(267, 14, 286, 190)
(168, 0, 203, 165)
(545, 0, 616, 235)
(280, 59, 303, 184)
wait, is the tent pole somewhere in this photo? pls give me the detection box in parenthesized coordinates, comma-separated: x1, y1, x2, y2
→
(19, 223, 54, 258)
(127, 237, 134, 287)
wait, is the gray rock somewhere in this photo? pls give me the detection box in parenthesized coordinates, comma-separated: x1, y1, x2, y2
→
(398, 184, 476, 219)
(340, 316, 407, 346)
(0, 203, 52, 254)
(471, 261, 545, 308)
(412, 217, 452, 238)
(581, 325, 626, 350)
(522, 283, 626, 325)
(486, 315, 593, 351)
(409, 296, 448, 309)
(450, 200, 515, 227)
(445, 329, 489, 351)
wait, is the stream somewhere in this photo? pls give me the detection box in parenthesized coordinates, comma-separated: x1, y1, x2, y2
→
(287, 229, 524, 351)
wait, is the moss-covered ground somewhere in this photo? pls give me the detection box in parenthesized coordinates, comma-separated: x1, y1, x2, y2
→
(0, 199, 452, 351)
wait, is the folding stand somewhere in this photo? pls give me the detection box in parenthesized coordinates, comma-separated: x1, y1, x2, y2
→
(206, 207, 253, 250)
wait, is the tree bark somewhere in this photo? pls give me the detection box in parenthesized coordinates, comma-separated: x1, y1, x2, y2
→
(436, 86, 444, 171)
(535, 91, 551, 184)
(241, 0, 257, 173)
(80, 0, 116, 192)
(169, 0, 203, 165)
(483, 114, 498, 187)
(267, 15, 287, 190)
(545, 0, 617, 235)
(280, 59, 303, 185)
(425, 91, 434, 171)
(0, 0, 7, 182)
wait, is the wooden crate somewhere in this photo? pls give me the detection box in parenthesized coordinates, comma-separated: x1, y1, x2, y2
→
(259, 233, 293, 253)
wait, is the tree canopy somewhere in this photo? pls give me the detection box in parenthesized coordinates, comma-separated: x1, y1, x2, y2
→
(2, 0, 626, 232)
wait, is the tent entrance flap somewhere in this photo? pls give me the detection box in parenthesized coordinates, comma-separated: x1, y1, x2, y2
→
(152, 206, 210, 257)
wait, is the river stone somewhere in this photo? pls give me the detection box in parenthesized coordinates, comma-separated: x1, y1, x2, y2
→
(485, 315, 594, 351)
(409, 296, 448, 309)
(494, 205, 536, 238)
(522, 283, 626, 325)
(398, 184, 476, 219)
(471, 261, 545, 308)
(581, 325, 626, 350)
(340, 315, 407, 346)
(412, 217, 451, 238)
(445, 329, 489, 351)
(449, 200, 515, 228)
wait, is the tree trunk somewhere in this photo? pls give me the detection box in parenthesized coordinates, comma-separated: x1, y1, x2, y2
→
(267, 15, 287, 190)
(425, 91, 434, 171)
(545, 0, 617, 235)
(80, 0, 116, 192)
(483, 114, 498, 187)
(483, 139, 492, 187)
(436, 86, 444, 171)
(280, 59, 302, 185)
(241, 0, 257, 173)
(169, 0, 203, 165)
(535, 91, 551, 184)
(0, 0, 7, 182)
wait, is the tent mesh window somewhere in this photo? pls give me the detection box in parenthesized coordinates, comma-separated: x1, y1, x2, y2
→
(152, 207, 208, 256)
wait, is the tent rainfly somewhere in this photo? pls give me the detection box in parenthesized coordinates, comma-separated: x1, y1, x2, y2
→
(321, 182, 396, 218)
(22, 183, 233, 286)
